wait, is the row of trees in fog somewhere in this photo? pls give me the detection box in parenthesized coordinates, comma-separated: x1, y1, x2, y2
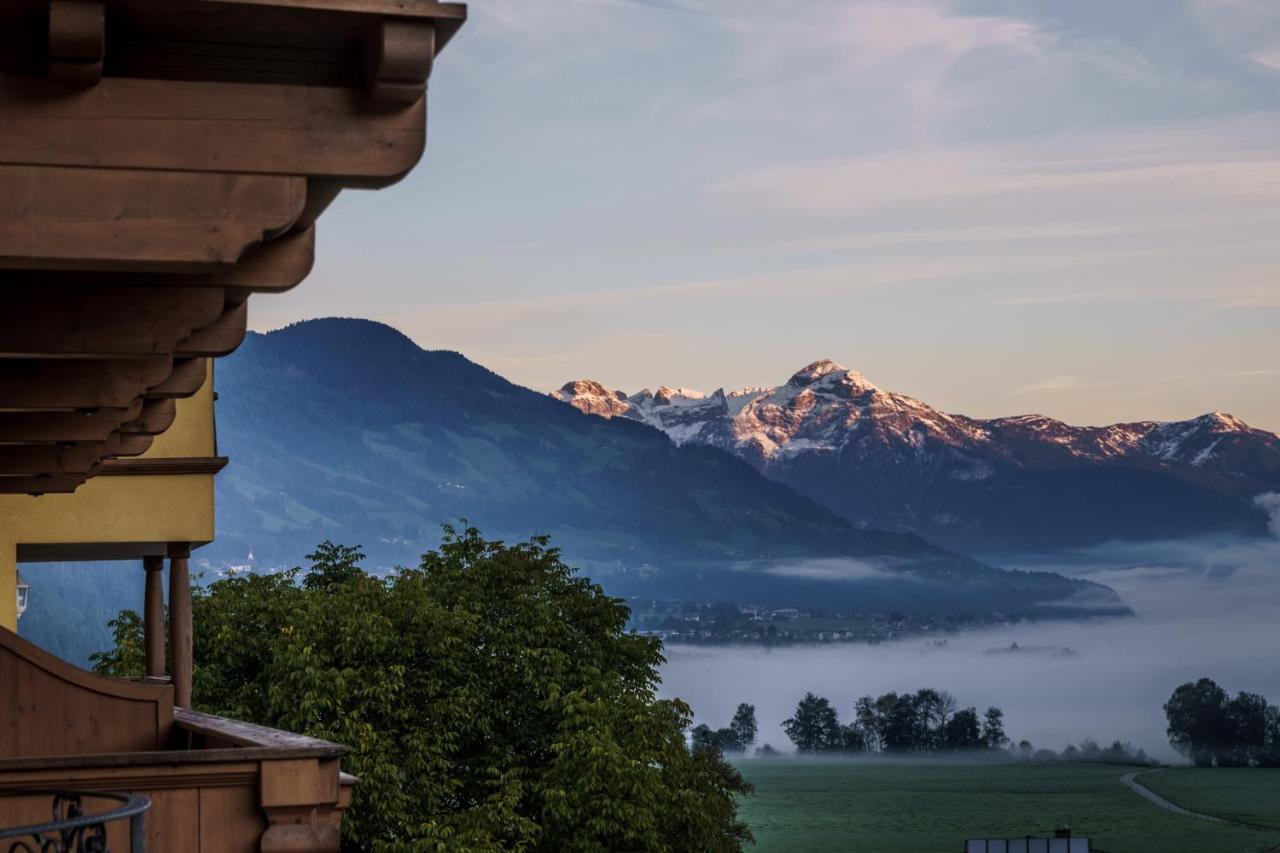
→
(698, 676, 1280, 765)
(694, 692, 1154, 763)
(1165, 677, 1280, 767)
(692, 704, 759, 753)
(782, 689, 1007, 754)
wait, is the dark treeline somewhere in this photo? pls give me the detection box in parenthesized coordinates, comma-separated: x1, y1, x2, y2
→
(696, 690, 1155, 764)
(782, 689, 1007, 754)
(692, 703, 759, 753)
(1165, 677, 1280, 767)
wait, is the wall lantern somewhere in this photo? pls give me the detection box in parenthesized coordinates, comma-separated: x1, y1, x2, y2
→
(16, 572, 30, 622)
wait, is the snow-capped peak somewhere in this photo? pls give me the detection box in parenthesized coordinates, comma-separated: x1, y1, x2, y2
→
(787, 359, 879, 395)
(788, 359, 846, 385)
(551, 367, 1274, 483)
(552, 379, 631, 418)
(652, 386, 707, 406)
(557, 379, 620, 399)
(1199, 411, 1251, 433)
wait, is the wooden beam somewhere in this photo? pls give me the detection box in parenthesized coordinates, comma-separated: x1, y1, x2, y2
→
(0, 357, 171, 410)
(115, 434, 154, 456)
(183, 0, 467, 52)
(175, 300, 248, 357)
(366, 20, 434, 105)
(0, 285, 225, 356)
(143, 555, 166, 680)
(98, 456, 228, 477)
(214, 226, 316, 292)
(0, 166, 306, 272)
(168, 544, 193, 707)
(0, 75, 428, 184)
(0, 436, 119, 475)
(48, 1, 104, 85)
(295, 183, 342, 232)
(0, 402, 143, 444)
(0, 473, 92, 495)
(119, 399, 178, 436)
(145, 357, 208, 398)
(194, 0, 466, 20)
(0, 225, 316, 292)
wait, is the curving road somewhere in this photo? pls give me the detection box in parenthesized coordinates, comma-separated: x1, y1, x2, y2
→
(1119, 770, 1223, 823)
(1120, 772, 1280, 853)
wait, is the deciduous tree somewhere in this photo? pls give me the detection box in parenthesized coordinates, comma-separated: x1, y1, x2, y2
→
(1165, 677, 1230, 767)
(783, 692, 842, 753)
(94, 529, 753, 852)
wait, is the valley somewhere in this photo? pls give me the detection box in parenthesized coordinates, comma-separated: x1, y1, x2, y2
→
(204, 319, 1122, 619)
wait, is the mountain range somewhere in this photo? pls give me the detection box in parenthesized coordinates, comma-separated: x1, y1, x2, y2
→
(554, 361, 1280, 554)
(203, 319, 1124, 617)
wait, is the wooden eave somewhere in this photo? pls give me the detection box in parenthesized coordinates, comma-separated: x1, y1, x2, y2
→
(0, 0, 465, 492)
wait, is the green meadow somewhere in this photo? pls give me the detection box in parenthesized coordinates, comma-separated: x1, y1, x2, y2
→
(1140, 767, 1280, 831)
(733, 759, 1280, 853)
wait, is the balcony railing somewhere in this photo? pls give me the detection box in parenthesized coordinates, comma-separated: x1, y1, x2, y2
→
(1, 628, 352, 852)
(0, 789, 149, 853)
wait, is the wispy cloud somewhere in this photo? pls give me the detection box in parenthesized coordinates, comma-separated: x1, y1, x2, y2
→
(252, 0, 1280, 433)
(1013, 369, 1280, 402)
(708, 117, 1280, 215)
(1193, 0, 1280, 72)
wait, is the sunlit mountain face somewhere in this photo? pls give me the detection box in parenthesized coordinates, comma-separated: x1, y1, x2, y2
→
(555, 361, 1280, 554)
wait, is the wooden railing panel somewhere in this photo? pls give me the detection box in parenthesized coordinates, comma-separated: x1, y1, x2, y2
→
(0, 628, 173, 758)
(146, 787, 200, 851)
(199, 784, 265, 853)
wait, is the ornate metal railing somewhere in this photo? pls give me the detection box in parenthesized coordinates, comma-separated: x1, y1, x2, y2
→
(0, 790, 149, 853)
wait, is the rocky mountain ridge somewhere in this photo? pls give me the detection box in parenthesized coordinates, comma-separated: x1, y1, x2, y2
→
(554, 361, 1280, 552)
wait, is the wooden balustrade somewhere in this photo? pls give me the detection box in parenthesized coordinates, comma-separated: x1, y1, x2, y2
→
(0, 629, 352, 852)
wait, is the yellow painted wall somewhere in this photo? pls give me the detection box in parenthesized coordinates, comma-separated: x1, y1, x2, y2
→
(145, 363, 217, 459)
(0, 364, 218, 631)
(0, 541, 14, 632)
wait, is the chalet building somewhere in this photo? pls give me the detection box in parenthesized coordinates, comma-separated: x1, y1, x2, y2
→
(0, 1, 465, 848)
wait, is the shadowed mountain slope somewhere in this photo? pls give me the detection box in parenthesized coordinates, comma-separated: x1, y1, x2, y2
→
(208, 319, 1124, 616)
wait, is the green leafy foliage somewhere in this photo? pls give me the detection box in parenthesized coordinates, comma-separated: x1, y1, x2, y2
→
(88, 610, 146, 678)
(786, 690, 1004, 754)
(782, 693, 843, 754)
(93, 529, 753, 852)
(1164, 677, 1280, 767)
(692, 704, 758, 755)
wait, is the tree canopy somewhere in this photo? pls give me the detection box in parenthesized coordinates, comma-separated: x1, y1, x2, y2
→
(93, 529, 752, 852)
(783, 693, 844, 753)
(785, 689, 1006, 755)
(693, 704, 759, 755)
(1164, 677, 1280, 767)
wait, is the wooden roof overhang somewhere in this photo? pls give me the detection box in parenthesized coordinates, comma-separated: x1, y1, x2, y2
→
(0, 0, 465, 494)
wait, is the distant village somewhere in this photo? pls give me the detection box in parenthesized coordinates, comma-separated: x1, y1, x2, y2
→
(202, 556, 1041, 648)
(626, 598, 1028, 646)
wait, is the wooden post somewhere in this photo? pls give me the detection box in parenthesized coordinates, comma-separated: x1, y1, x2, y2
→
(143, 554, 165, 679)
(168, 543, 192, 706)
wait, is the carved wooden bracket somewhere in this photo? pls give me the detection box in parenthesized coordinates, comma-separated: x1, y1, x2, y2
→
(48, 0, 104, 85)
(366, 19, 436, 105)
(260, 758, 342, 853)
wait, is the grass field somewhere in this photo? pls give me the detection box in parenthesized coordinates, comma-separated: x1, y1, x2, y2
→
(1140, 767, 1280, 831)
(733, 759, 1280, 853)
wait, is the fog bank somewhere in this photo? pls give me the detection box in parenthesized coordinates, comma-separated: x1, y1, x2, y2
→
(658, 535, 1280, 762)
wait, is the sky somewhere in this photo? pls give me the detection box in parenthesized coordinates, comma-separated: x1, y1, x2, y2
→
(249, 0, 1280, 432)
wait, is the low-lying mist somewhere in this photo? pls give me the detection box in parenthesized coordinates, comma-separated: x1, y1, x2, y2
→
(658, 532, 1280, 763)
